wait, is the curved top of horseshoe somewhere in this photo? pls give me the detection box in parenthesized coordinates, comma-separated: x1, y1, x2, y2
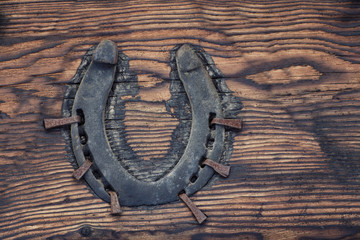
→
(69, 41, 227, 206)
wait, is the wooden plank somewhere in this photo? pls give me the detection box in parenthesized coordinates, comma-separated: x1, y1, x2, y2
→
(1, 0, 360, 239)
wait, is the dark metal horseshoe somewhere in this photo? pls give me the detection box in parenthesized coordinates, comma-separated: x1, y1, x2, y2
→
(70, 41, 226, 206)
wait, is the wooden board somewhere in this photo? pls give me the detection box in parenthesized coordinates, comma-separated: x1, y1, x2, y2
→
(1, 0, 360, 239)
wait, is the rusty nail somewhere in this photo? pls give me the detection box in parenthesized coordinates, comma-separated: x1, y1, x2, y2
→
(43, 115, 81, 129)
(72, 159, 92, 180)
(179, 192, 207, 224)
(211, 118, 242, 130)
(203, 159, 230, 177)
(108, 191, 122, 215)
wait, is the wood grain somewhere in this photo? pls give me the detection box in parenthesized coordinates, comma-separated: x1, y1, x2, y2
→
(1, 0, 360, 239)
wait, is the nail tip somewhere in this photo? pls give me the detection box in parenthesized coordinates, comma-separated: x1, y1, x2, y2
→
(223, 166, 231, 177)
(196, 212, 208, 224)
(111, 210, 122, 215)
(43, 118, 56, 129)
(72, 171, 81, 181)
(43, 119, 49, 129)
(198, 216, 207, 224)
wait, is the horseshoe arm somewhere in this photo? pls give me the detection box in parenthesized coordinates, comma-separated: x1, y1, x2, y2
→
(71, 40, 119, 202)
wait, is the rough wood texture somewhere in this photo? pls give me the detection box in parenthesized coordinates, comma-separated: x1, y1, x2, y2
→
(1, 0, 360, 239)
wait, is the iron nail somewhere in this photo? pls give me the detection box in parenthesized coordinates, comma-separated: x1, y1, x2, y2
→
(211, 118, 242, 130)
(43, 115, 81, 129)
(72, 159, 92, 180)
(179, 192, 207, 224)
(203, 159, 230, 177)
(108, 191, 122, 215)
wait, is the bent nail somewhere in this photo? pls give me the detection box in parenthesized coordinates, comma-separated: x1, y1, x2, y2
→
(211, 118, 242, 130)
(203, 159, 230, 177)
(179, 192, 207, 224)
(43, 115, 81, 129)
(108, 191, 122, 215)
(72, 159, 92, 180)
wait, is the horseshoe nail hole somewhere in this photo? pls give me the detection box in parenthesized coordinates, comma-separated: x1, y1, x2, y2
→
(105, 185, 117, 196)
(82, 145, 90, 157)
(190, 174, 198, 183)
(199, 156, 206, 168)
(78, 126, 88, 145)
(84, 152, 93, 162)
(76, 109, 85, 125)
(92, 168, 102, 179)
(80, 135, 87, 145)
(209, 112, 216, 130)
(206, 136, 214, 150)
(178, 190, 186, 196)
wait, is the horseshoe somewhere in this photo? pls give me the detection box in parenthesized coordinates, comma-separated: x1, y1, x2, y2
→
(66, 41, 226, 206)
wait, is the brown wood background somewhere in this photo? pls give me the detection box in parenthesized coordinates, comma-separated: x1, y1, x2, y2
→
(1, 0, 360, 239)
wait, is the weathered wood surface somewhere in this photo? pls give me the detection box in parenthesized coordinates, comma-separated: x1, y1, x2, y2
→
(1, 0, 360, 239)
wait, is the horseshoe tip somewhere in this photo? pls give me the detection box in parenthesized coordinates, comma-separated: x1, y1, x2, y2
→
(179, 43, 192, 50)
(93, 40, 118, 65)
(176, 44, 193, 57)
(176, 44, 203, 73)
